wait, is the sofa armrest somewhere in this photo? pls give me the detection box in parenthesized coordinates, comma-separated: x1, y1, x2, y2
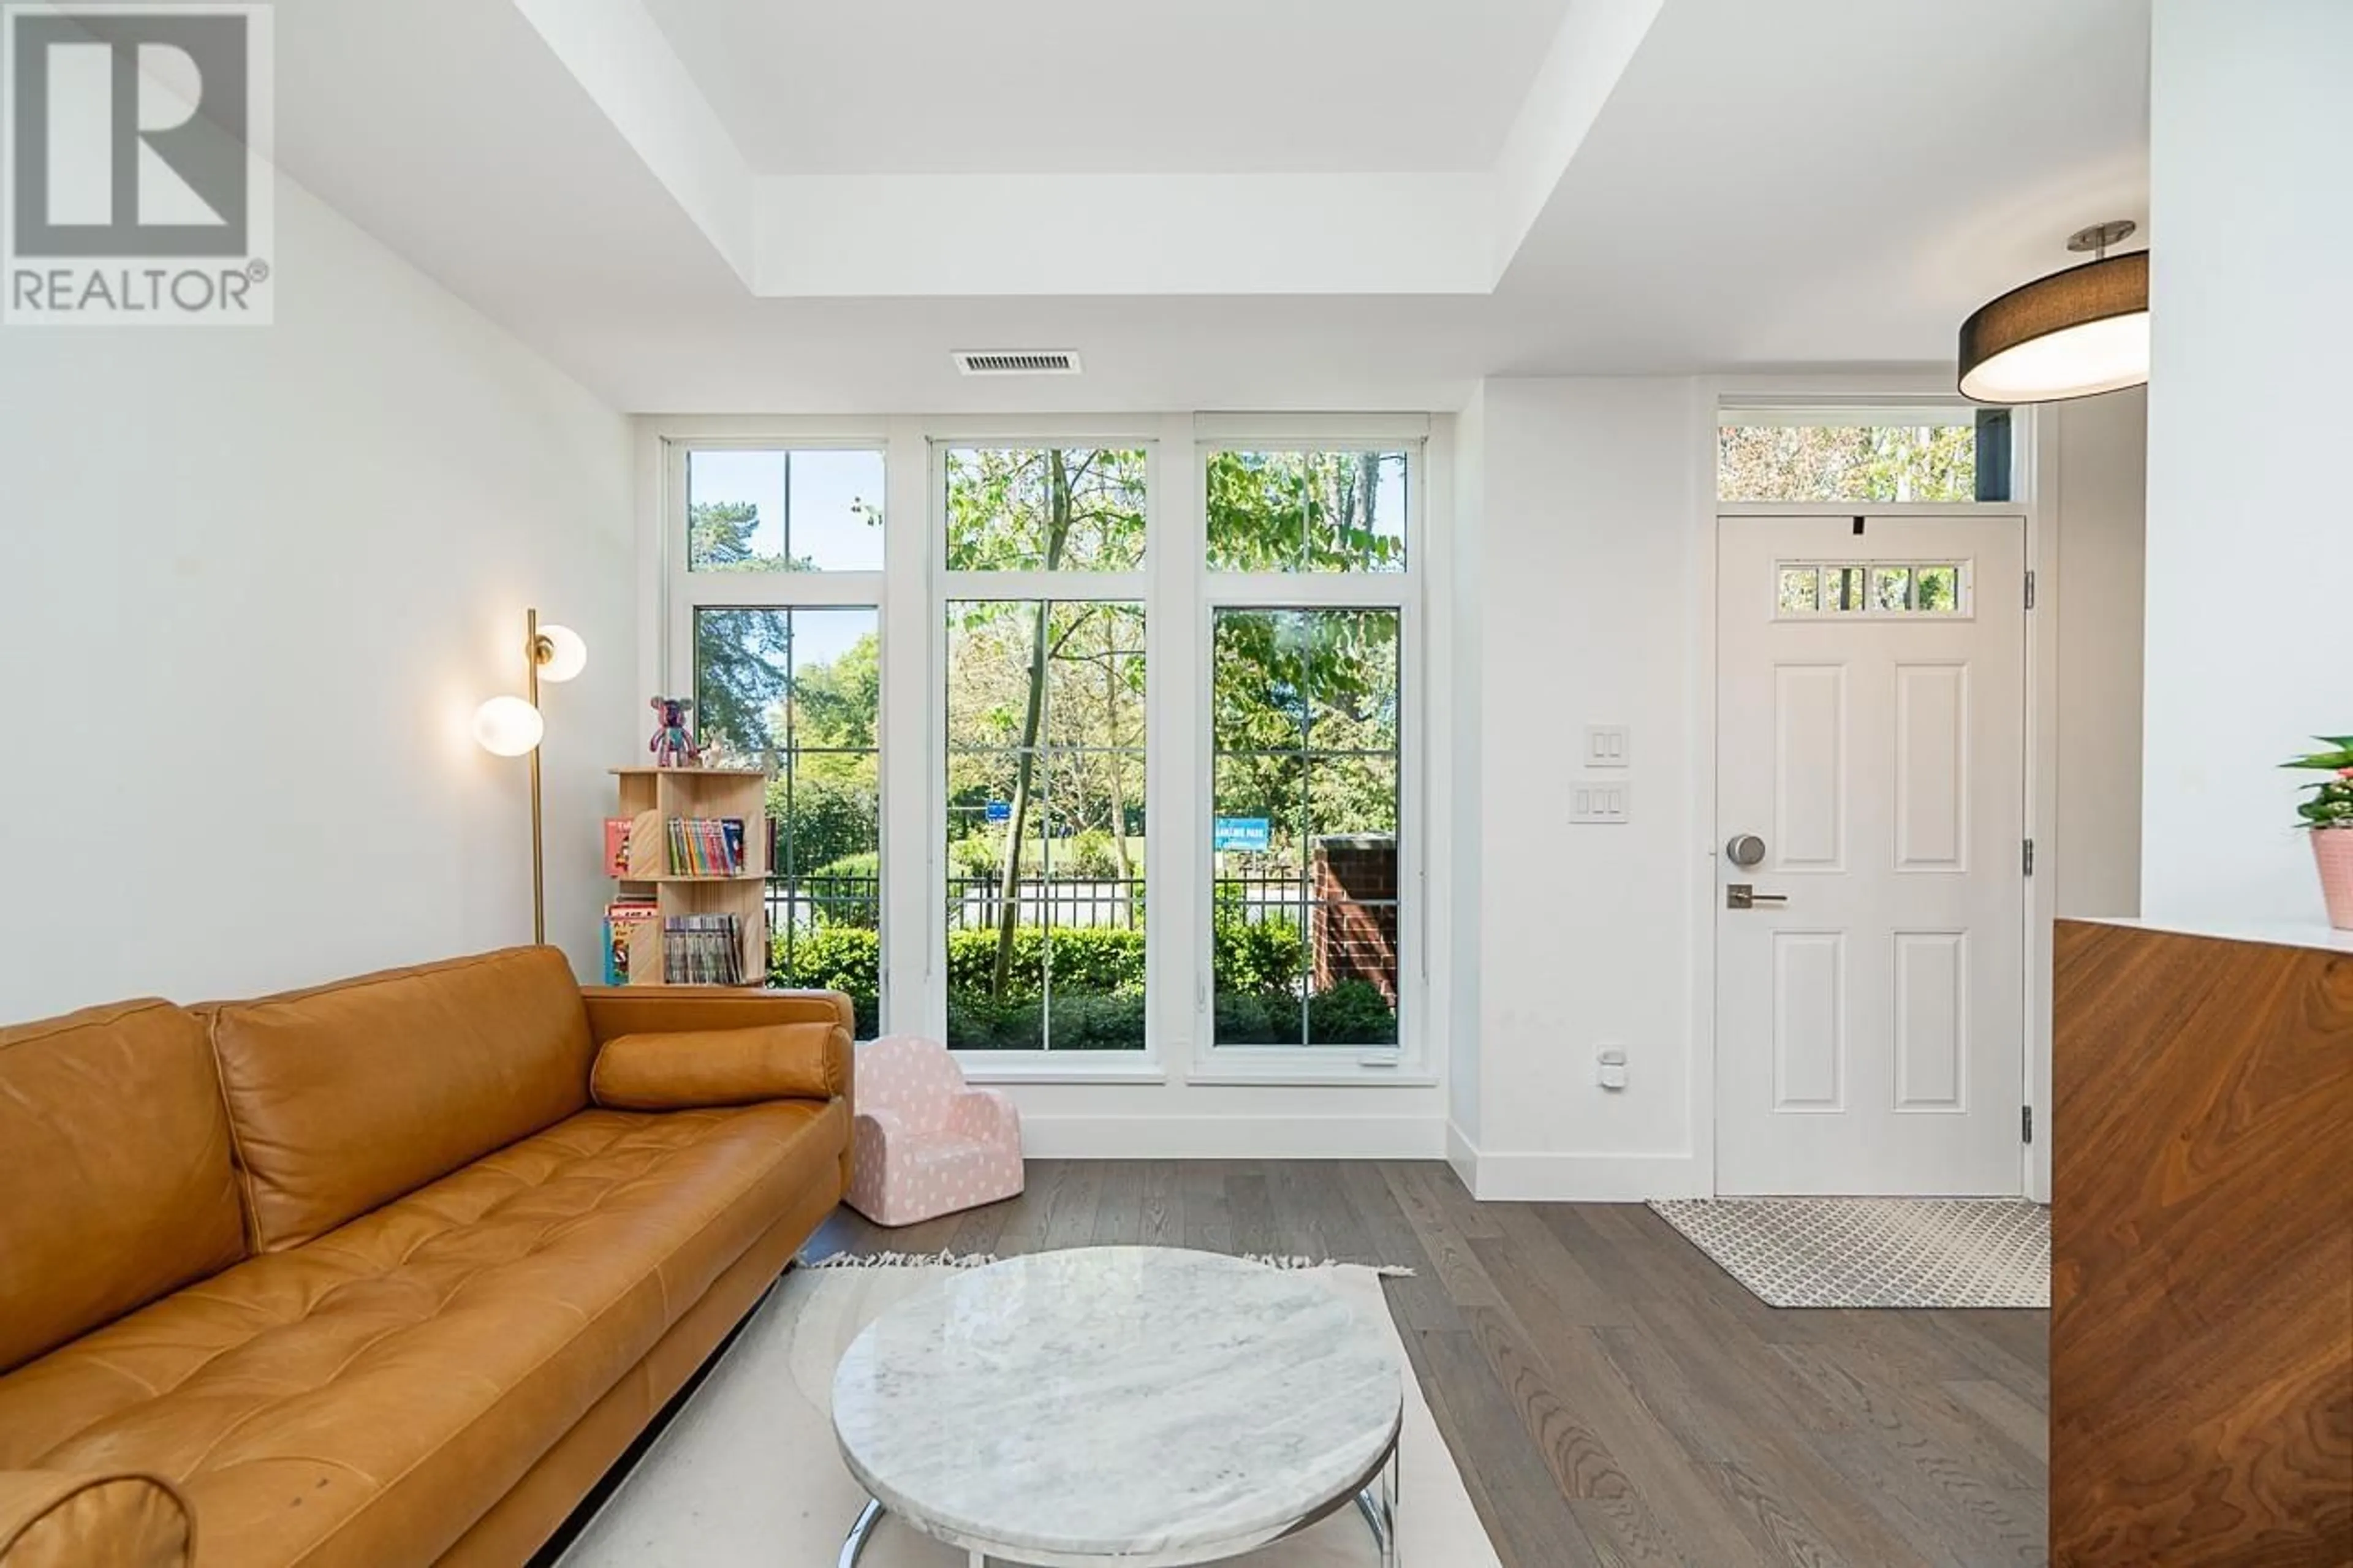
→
(580, 988, 853, 1102)
(856, 1104, 908, 1137)
(0, 1471, 191, 1568)
(949, 1088, 1019, 1143)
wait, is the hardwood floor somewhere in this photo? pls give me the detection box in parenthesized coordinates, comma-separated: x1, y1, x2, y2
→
(804, 1159, 2050, 1568)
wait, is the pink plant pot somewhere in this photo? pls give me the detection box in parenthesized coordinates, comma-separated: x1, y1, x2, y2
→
(2314, 830, 2353, 930)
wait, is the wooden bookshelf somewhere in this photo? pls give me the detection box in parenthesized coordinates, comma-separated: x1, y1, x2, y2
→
(607, 767, 770, 987)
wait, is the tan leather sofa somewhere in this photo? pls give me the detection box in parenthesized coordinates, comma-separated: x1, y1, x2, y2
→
(0, 947, 854, 1568)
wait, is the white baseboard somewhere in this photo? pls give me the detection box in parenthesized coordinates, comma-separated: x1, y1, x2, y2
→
(1444, 1121, 1480, 1192)
(1464, 1149, 1708, 1202)
(1018, 1114, 1447, 1161)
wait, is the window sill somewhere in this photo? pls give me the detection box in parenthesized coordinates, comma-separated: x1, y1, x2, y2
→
(958, 1057, 1170, 1086)
(1185, 1055, 1438, 1088)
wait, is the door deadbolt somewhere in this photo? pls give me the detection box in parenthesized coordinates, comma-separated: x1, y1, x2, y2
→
(1725, 833, 1767, 868)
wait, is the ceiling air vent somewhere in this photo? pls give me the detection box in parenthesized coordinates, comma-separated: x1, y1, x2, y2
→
(954, 350, 1083, 376)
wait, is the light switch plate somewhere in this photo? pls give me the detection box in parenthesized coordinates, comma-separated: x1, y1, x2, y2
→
(1570, 780, 1631, 824)
(1583, 725, 1630, 768)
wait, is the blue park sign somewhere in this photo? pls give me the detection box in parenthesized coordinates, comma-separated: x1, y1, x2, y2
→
(1213, 817, 1271, 852)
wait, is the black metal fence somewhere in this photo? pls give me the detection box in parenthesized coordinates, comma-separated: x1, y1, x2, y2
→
(765, 874, 881, 934)
(763, 873, 1309, 934)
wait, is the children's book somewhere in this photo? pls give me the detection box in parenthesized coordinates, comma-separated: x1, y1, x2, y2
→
(602, 900, 659, 983)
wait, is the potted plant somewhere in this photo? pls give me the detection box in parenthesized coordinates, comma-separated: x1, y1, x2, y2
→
(2282, 736, 2353, 928)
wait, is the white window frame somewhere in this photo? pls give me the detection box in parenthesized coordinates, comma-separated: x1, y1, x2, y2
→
(1191, 431, 1427, 1082)
(660, 431, 892, 1029)
(927, 431, 1161, 1077)
(648, 414, 1435, 1088)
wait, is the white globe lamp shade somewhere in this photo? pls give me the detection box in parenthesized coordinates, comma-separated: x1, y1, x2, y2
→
(472, 695, 545, 756)
(536, 624, 588, 683)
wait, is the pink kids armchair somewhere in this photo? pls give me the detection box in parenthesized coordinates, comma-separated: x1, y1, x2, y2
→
(845, 1036, 1025, 1227)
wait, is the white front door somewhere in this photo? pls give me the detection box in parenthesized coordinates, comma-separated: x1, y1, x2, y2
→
(1716, 515, 2026, 1195)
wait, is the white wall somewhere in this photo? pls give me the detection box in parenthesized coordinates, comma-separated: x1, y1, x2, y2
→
(1456, 378, 1708, 1199)
(1446, 377, 2151, 1200)
(2053, 387, 2147, 920)
(0, 175, 635, 1021)
(2141, 0, 2353, 926)
(1446, 388, 1487, 1176)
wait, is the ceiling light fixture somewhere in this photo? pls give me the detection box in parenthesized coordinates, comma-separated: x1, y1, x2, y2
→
(1958, 221, 2148, 404)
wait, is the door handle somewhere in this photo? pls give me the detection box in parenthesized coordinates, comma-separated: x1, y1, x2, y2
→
(1726, 884, 1788, 910)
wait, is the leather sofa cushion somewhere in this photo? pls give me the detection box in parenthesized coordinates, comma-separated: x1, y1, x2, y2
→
(0, 1470, 191, 1568)
(0, 1098, 849, 1568)
(0, 1001, 245, 1375)
(592, 1021, 844, 1110)
(205, 947, 597, 1251)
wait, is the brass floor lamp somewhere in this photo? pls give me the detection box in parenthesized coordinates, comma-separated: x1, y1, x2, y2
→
(472, 608, 588, 943)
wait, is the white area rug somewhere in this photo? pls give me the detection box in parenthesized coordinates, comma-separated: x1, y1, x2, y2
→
(559, 1259, 1499, 1567)
(1648, 1197, 2050, 1308)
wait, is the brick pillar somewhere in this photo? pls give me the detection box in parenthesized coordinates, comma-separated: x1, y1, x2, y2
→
(1311, 835, 1399, 1002)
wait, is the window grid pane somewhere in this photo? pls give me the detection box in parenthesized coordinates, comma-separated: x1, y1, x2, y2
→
(687, 449, 884, 572)
(944, 447, 1147, 572)
(946, 597, 1147, 1051)
(1211, 607, 1401, 1048)
(1716, 419, 1987, 503)
(691, 606, 880, 1037)
(1207, 450, 1408, 573)
(1775, 561, 1971, 618)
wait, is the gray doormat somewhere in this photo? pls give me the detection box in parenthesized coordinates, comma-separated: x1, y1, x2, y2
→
(1648, 1197, 2049, 1308)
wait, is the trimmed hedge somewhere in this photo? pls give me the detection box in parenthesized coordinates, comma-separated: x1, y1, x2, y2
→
(1213, 920, 1305, 998)
(944, 925, 1145, 1000)
(770, 920, 1393, 1048)
(1212, 979, 1398, 1046)
(771, 925, 880, 1038)
(1308, 979, 1400, 1045)
(948, 991, 1150, 1052)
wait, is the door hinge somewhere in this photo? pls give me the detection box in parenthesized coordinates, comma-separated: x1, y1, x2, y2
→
(2023, 569, 2037, 610)
(2021, 1105, 2034, 1144)
(2023, 838, 2036, 877)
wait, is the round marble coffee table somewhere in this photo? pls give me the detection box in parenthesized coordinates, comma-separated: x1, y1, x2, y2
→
(832, 1247, 1402, 1567)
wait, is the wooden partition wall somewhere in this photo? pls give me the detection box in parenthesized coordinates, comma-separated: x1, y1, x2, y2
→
(2051, 920, 2353, 1564)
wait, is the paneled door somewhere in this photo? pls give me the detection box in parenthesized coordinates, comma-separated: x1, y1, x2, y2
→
(1716, 515, 2026, 1195)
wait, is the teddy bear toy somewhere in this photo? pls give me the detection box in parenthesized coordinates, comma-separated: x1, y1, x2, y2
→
(648, 696, 702, 768)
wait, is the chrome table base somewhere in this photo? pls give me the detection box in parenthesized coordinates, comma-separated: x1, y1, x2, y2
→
(837, 1498, 884, 1567)
(1355, 1437, 1401, 1567)
(838, 1438, 1401, 1567)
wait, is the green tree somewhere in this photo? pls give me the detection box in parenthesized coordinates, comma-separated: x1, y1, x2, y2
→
(1211, 607, 1399, 863)
(945, 447, 1145, 571)
(984, 450, 1074, 996)
(1207, 450, 1404, 571)
(791, 631, 879, 752)
(694, 605, 790, 758)
(688, 499, 820, 574)
(766, 631, 881, 875)
(1717, 423, 1978, 504)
